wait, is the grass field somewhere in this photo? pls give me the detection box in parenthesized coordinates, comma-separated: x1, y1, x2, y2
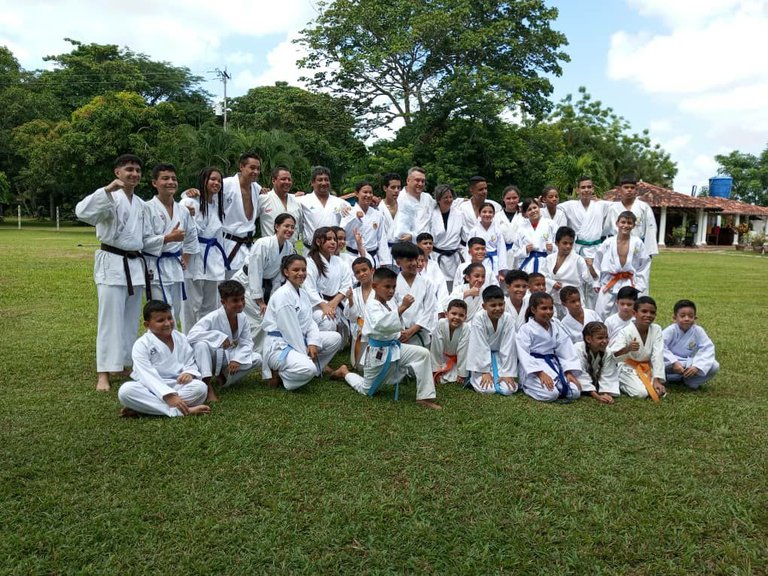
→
(1, 227, 766, 575)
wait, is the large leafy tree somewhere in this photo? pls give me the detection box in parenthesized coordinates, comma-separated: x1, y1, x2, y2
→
(296, 0, 569, 134)
(714, 147, 768, 206)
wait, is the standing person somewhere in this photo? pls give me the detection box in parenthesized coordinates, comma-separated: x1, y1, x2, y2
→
(540, 185, 567, 231)
(342, 180, 390, 267)
(344, 257, 375, 369)
(542, 226, 595, 318)
(458, 176, 502, 228)
(297, 166, 351, 251)
(428, 184, 467, 290)
(467, 203, 508, 283)
(495, 185, 524, 267)
(512, 197, 556, 274)
(144, 163, 199, 327)
(180, 167, 229, 332)
(219, 153, 262, 276)
(378, 172, 401, 259)
(393, 166, 434, 242)
(261, 254, 348, 390)
(391, 241, 438, 347)
(75, 153, 157, 392)
(304, 227, 353, 333)
(258, 166, 303, 248)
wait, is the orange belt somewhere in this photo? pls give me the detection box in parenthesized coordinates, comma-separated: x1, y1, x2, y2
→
(603, 271, 634, 293)
(353, 317, 365, 364)
(625, 357, 659, 402)
(433, 353, 458, 384)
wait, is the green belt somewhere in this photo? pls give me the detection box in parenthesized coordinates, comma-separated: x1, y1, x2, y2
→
(575, 238, 602, 246)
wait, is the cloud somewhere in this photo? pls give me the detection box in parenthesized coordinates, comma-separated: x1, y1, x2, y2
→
(243, 34, 308, 88)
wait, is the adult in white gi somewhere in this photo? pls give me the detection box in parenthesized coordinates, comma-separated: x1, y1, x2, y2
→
(259, 167, 303, 248)
(218, 153, 262, 276)
(466, 306, 518, 395)
(378, 172, 402, 259)
(427, 185, 468, 288)
(662, 301, 719, 389)
(393, 167, 435, 242)
(494, 185, 524, 267)
(297, 166, 351, 252)
(342, 181, 390, 266)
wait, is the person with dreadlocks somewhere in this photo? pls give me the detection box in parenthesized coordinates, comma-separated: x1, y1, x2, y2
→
(575, 321, 620, 404)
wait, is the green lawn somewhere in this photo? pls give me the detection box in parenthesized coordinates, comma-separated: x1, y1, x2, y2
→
(1, 228, 766, 575)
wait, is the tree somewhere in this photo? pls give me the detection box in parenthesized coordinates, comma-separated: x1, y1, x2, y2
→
(296, 0, 569, 134)
(714, 147, 768, 205)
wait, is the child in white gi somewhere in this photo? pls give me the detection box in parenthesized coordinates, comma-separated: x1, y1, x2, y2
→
(417, 233, 450, 313)
(305, 227, 353, 333)
(663, 299, 719, 389)
(576, 321, 620, 404)
(604, 286, 639, 342)
(431, 299, 469, 385)
(542, 226, 595, 318)
(452, 237, 496, 290)
(512, 197, 556, 275)
(188, 280, 262, 402)
(118, 300, 210, 418)
(344, 267, 441, 409)
(344, 257, 375, 369)
(448, 262, 487, 322)
(342, 181, 391, 267)
(392, 242, 437, 347)
(261, 255, 348, 390)
(540, 185, 567, 231)
(467, 203, 508, 283)
(466, 286, 518, 395)
(560, 286, 601, 344)
(504, 269, 529, 329)
(609, 296, 666, 400)
(516, 292, 583, 402)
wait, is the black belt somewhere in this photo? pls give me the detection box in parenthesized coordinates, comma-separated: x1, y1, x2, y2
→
(223, 231, 255, 262)
(322, 293, 344, 312)
(347, 246, 378, 257)
(242, 266, 275, 304)
(433, 245, 465, 265)
(100, 243, 151, 299)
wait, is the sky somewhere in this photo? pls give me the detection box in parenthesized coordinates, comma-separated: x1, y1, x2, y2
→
(1, 0, 766, 194)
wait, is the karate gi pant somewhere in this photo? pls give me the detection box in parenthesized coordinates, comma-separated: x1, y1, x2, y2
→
(265, 332, 342, 391)
(521, 374, 580, 402)
(312, 310, 349, 342)
(619, 372, 658, 398)
(468, 373, 518, 395)
(118, 379, 207, 417)
(149, 281, 184, 328)
(665, 361, 719, 390)
(192, 342, 262, 387)
(242, 297, 267, 352)
(345, 343, 437, 401)
(96, 283, 142, 372)
(181, 278, 219, 335)
(594, 290, 618, 321)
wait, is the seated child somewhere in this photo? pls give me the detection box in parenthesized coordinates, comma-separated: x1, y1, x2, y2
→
(542, 226, 595, 318)
(504, 269, 529, 329)
(516, 292, 582, 402)
(560, 285, 601, 344)
(431, 299, 470, 385)
(118, 300, 210, 417)
(305, 227, 353, 333)
(608, 296, 666, 400)
(262, 254, 347, 390)
(188, 280, 262, 402)
(392, 241, 437, 347)
(331, 226, 357, 270)
(575, 321, 620, 404)
(466, 286, 518, 395)
(448, 262, 486, 322)
(663, 299, 719, 389)
(604, 286, 639, 342)
(343, 257, 374, 369)
(344, 267, 441, 409)
(453, 237, 495, 289)
(522, 272, 558, 320)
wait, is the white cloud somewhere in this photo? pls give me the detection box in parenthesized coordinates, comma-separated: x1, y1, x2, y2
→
(244, 34, 307, 88)
(626, 0, 746, 26)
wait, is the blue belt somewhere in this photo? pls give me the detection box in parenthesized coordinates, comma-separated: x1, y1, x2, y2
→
(520, 250, 548, 273)
(505, 241, 514, 250)
(367, 337, 401, 400)
(267, 331, 320, 375)
(198, 236, 231, 274)
(485, 250, 498, 268)
(145, 249, 187, 303)
(531, 351, 572, 401)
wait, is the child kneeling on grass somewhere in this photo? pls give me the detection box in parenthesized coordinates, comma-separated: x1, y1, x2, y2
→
(575, 321, 620, 404)
(431, 299, 470, 385)
(663, 299, 719, 390)
(344, 267, 441, 410)
(118, 300, 210, 417)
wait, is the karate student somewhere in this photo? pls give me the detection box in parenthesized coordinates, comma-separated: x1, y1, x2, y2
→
(344, 257, 374, 369)
(593, 211, 650, 319)
(452, 237, 495, 290)
(144, 163, 199, 327)
(604, 286, 639, 342)
(448, 262, 487, 322)
(467, 202, 508, 283)
(261, 255, 347, 390)
(343, 267, 441, 409)
(466, 286, 519, 395)
(663, 299, 719, 389)
(232, 213, 296, 350)
(431, 299, 470, 385)
(417, 233, 450, 313)
(188, 281, 261, 402)
(219, 152, 262, 276)
(331, 226, 357, 270)
(542, 226, 595, 318)
(342, 181, 390, 267)
(75, 153, 158, 391)
(428, 184, 467, 289)
(391, 241, 438, 346)
(512, 197, 556, 274)
(559, 286, 601, 344)
(393, 166, 434, 242)
(608, 296, 666, 400)
(378, 172, 401, 256)
(259, 166, 303, 248)
(516, 292, 583, 402)
(117, 300, 210, 417)
(504, 269, 529, 329)
(180, 167, 229, 332)
(298, 166, 351, 251)
(305, 227, 353, 332)
(495, 185, 524, 266)
(540, 185, 567, 231)
(575, 321, 620, 404)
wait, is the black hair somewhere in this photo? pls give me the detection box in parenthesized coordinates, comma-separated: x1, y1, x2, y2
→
(218, 279, 245, 299)
(542, 185, 559, 197)
(373, 266, 397, 282)
(559, 285, 580, 303)
(391, 241, 419, 260)
(467, 236, 486, 248)
(577, 176, 593, 186)
(505, 269, 529, 284)
(330, 225, 345, 236)
(482, 285, 505, 302)
(151, 163, 176, 180)
(634, 295, 657, 311)
(528, 272, 545, 283)
(555, 226, 576, 243)
(114, 154, 142, 169)
(381, 173, 401, 189)
(416, 232, 433, 243)
(520, 197, 540, 214)
(308, 227, 335, 277)
(271, 165, 291, 180)
(617, 210, 637, 224)
(619, 175, 637, 185)
(446, 299, 468, 312)
(479, 202, 496, 214)
(462, 262, 486, 282)
(673, 299, 697, 315)
(311, 166, 331, 181)
(616, 286, 640, 301)
(583, 321, 608, 340)
(143, 300, 172, 321)
(355, 180, 374, 193)
(281, 254, 306, 273)
(416, 246, 425, 257)
(469, 176, 487, 187)
(273, 212, 297, 231)
(352, 257, 372, 269)
(239, 152, 261, 166)
(582, 321, 608, 388)
(197, 166, 224, 222)
(525, 291, 554, 322)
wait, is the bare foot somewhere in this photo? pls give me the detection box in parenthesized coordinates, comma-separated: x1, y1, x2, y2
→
(416, 399, 442, 410)
(327, 365, 350, 380)
(206, 384, 220, 403)
(96, 374, 111, 392)
(264, 376, 282, 389)
(187, 405, 211, 416)
(119, 407, 140, 418)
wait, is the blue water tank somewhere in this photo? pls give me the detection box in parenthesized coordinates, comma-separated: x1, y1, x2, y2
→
(709, 176, 733, 198)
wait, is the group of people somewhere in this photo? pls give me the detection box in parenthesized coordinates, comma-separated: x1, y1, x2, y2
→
(75, 153, 719, 417)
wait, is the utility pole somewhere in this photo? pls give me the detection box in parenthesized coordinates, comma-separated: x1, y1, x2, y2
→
(212, 67, 231, 130)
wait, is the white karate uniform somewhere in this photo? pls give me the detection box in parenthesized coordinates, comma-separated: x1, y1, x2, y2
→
(593, 236, 650, 319)
(188, 307, 261, 386)
(258, 190, 303, 248)
(144, 197, 199, 326)
(448, 283, 484, 323)
(494, 209, 524, 259)
(395, 274, 437, 346)
(512, 218, 557, 274)
(305, 253, 353, 332)
(452, 260, 497, 291)
(430, 318, 469, 383)
(458, 198, 503, 231)
(608, 322, 665, 398)
(179, 194, 228, 333)
(341, 205, 391, 266)
(560, 309, 602, 344)
(394, 190, 435, 241)
(605, 199, 659, 256)
(261, 282, 342, 390)
(604, 313, 632, 343)
(298, 192, 350, 251)
(662, 324, 719, 389)
(344, 298, 437, 401)
(218, 176, 261, 274)
(232, 235, 295, 350)
(378, 202, 398, 258)
(427, 205, 467, 286)
(516, 318, 582, 402)
(559, 199, 609, 260)
(343, 286, 372, 369)
(75, 187, 161, 373)
(466, 311, 518, 394)
(541, 251, 595, 317)
(541, 206, 568, 231)
(467, 221, 508, 277)
(421, 259, 450, 313)
(504, 298, 527, 330)
(118, 330, 207, 416)
(574, 341, 620, 396)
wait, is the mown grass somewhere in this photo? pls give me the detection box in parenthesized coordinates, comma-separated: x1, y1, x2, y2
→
(1, 228, 766, 575)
